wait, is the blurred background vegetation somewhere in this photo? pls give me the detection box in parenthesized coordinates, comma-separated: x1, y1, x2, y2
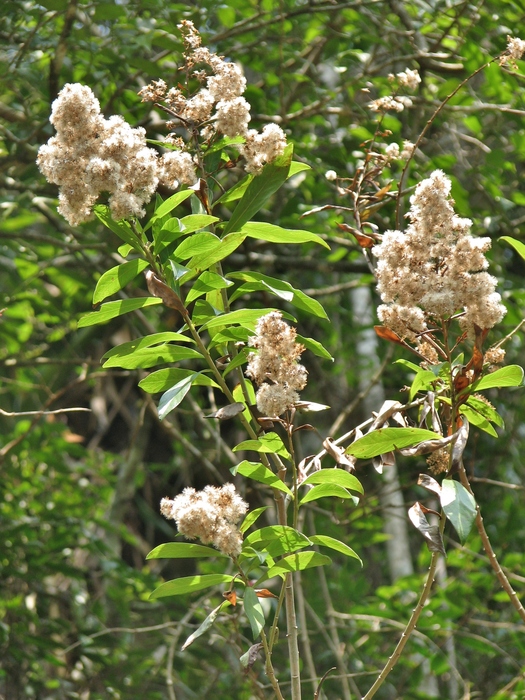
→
(1, 1, 525, 698)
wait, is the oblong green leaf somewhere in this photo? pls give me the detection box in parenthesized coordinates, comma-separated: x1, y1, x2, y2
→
(181, 602, 228, 650)
(460, 404, 498, 437)
(309, 535, 362, 564)
(300, 483, 357, 505)
(149, 189, 193, 223)
(102, 345, 202, 369)
(186, 271, 234, 304)
(244, 586, 265, 640)
(179, 214, 220, 232)
(302, 469, 363, 494)
(244, 526, 311, 557)
(231, 460, 293, 496)
(94, 205, 143, 253)
(102, 332, 193, 360)
(201, 308, 281, 331)
(440, 478, 477, 544)
(500, 235, 525, 261)
(188, 231, 246, 271)
(158, 375, 195, 420)
(296, 334, 334, 361)
(346, 428, 443, 459)
(240, 222, 329, 249)
(93, 259, 149, 304)
(174, 232, 220, 261)
(146, 543, 228, 559)
(240, 506, 269, 534)
(77, 297, 162, 328)
(227, 271, 328, 319)
(150, 574, 234, 599)
(233, 432, 291, 459)
(139, 368, 219, 393)
(473, 365, 524, 391)
(223, 144, 293, 234)
(263, 551, 331, 580)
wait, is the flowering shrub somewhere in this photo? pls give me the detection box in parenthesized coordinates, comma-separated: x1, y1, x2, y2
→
(36, 23, 525, 700)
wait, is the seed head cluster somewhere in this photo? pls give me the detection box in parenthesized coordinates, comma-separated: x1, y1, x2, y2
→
(37, 22, 287, 225)
(160, 483, 248, 557)
(140, 20, 287, 175)
(373, 170, 506, 339)
(246, 312, 307, 417)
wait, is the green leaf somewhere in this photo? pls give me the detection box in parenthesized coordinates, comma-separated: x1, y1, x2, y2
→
(181, 602, 229, 651)
(149, 574, 234, 599)
(139, 368, 219, 393)
(409, 370, 439, 401)
(500, 235, 525, 261)
(302, 469, 364, 494)
(228, 271, 328, 319)
(231, 460, 293, 496)
(460, 404, 498, 437)
(244, 526, 311, 557)
(94, 205, 143, 253)
(309, 535, 362, 564)
(263, 551, 331, 580)
(158, 375, 195, 420)
(102, 345, 202, 370)
(240, 222, 329, 249)
(243, 586, 265, 640)
(233, 432, 291, 459)
(146, 543, 228, 559)
(440, 479, 477, 544)
(77, 297, 162, 328)
(102, 332, 193, 360)
(93, 259, 149, 304)
(174, 232, 220, 261)
(300, 483, 358, 505)
(465, 396, 504, 427)
(296, 334, 334, 361)
(188, 231, 246, 271)
(200, 308, 281, 331)
(346, 428, 443, 459)
(186, 271, 234, 304)
(146, 189, 193, 228)
(473, 365, 524, 391)
(216, 158, 309, 206)
(240, 506, 269, 534)
(223, 144, 293, 234)
(179, 214, 220, 232)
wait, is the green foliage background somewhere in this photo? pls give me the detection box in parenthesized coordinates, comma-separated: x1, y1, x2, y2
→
(1, 1, 525, 698)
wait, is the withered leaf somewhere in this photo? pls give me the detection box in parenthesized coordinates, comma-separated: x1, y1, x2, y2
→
(145, 270, 187, 314)
(451, 417, 469, 471)
(418, 473, 442, 497)
(374, 325, 406, 346)
(408, 502, 445, 555)
(323, 437, 357, 472)
(255, 588, 279, 599)
(223, 590, 237, 606)
(205, 402, 245, 420)
(240, 643, 264, 671)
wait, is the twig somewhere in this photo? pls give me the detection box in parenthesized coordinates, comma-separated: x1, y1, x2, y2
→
(0, 407, 90, 417)
(361, 549, 442, 699)
(458, 461, 525, 624)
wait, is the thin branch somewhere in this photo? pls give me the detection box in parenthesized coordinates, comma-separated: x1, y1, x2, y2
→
(0, 407, 91, 417)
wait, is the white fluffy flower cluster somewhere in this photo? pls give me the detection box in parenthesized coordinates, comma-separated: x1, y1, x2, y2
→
(369, 95, 413, 113)
(390, 68, 421, 90)
(373, 170, 506, 339)
(246, 311, 307, 417)
(37, 84, 198, 225)
(140, 20, 287, 175)
(160, 483, 248, 557)
(499, 35, 525, 67)
(37, 84, 159, 225)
